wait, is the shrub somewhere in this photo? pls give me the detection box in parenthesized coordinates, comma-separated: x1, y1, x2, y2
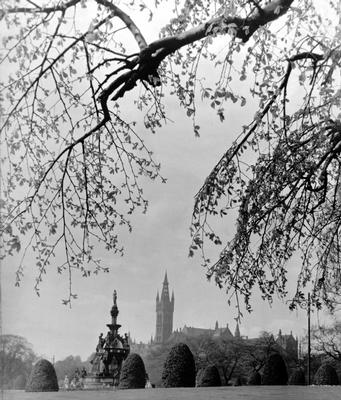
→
(119, 353, 146, 389)
(25, 359, 59, 392)
(288, 368, 305, 385)
(262, 353, 288, 385)
(248, 371, 261, 385)
(313, 363, 339, 385)
(196, 365, 221, 387)
(162, 343, 195, 387)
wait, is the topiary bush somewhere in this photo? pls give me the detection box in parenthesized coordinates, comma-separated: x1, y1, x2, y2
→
(118, 353, 146, 389)
(162, 343, 195, 387)
(313, 363, 339, 385)
(25, 359, 59, 392)
(262, 353, 288, 385)
(248, 371, 261, 385)
(196, 365, 221, 387)
(288, 368, 305, 385)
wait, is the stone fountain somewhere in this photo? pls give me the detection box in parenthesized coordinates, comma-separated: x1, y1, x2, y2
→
(84, 290, 130, 388)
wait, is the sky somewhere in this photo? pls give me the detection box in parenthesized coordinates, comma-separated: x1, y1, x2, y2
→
(1, 88, 328, 362)
(0, 1, 338, 363)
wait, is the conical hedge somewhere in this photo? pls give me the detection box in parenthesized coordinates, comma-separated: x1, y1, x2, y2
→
(288, 368, 305, 385)
(313, 363, 339, 385)
(25, 359, 59, 392)
(248, 371, 261, 385)
(119, 353, 146, 389)
(162, 343, 195, 387)
(262, 353, 288, 385)
(196, 365, 221, 387)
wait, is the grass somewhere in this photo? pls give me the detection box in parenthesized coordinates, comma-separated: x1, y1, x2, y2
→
(3, 386, 341, 400)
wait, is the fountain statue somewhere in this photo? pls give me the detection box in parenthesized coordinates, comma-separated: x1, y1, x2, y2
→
(84, 290, 130, 388)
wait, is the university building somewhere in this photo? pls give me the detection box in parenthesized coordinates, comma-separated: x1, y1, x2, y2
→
(152, 272, 243, 345)
(132, 272, 298, 360)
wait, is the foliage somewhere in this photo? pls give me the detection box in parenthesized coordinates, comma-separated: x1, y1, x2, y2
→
(242, 332, 279, 373)
(262, 353, 288, 385)
(0, 335, 37, 389)
(143, 343, 174, 387)
(196, 365, 221, 387)
(26, 359, 59, 392)
(299, 353, 324, 382)
(162, 343, 196, 388)
(313, 363, 339, 385)
(288, 368, 305, 385)
(1, 0, 341, 311)
(118, 353, 146, 389)
(54, 355, 89, 381)
(312, 320, 341, 361)
(233, 376, 243, 386)
(138, 331, 297, 387)
(194, 336, 246, 385)
(150, 331, 282, 386)
(12, 374, 27, 390)
(247, 371, 261, 385)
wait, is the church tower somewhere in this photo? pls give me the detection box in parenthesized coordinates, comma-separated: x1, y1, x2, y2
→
(155, 272, 174, 343)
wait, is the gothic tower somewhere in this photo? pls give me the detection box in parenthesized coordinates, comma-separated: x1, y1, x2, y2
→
(155, 272, 174, 343)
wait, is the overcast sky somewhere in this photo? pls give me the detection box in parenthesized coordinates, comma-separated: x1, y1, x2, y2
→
(0, 2, 337, 362)
(2, 88, 328, 362)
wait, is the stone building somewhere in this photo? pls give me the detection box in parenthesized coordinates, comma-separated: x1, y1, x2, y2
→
(152, 272, 242, 344)
(276, 329, 298, 360)
(148, 273, 298, 357)
(172, 320, 236, 341)
(154, 272, 174, 344)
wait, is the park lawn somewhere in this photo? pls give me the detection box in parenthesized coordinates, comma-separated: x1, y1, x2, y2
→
(3, 386, 341, 400)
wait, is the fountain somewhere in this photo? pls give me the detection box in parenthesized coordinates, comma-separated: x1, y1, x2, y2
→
(84, 290, 130, 389)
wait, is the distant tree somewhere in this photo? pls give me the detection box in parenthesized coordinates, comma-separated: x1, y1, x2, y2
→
(247, 371, 261, 385)
(299, 353, 325, 382)
(118, 353, 146, 389)
(312, 320, 341, 361)
(197, 336, 247, 385)
(288, 368, 305, 385)
(143, 343, 174, 387)
(1, 0, 341, 313)
(12, 374, 27, 390)
(26, 359, 59, 392)
(54, 355, 87, 381)
(233, 376, 243, 386)
(262, 353, 288, 385)
(242, 332, 278, 373)
(196, 365, 221, 387)
(0, 335, 37, 389)
(313, 363, 339, 385)
(162, 343, 195, 388)
(185, 332, 279, 385)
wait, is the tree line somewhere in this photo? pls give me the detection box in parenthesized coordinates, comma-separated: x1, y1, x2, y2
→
(1, 320, 340, 389)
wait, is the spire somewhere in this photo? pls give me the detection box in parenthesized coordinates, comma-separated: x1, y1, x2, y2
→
(163, 271, 168, 285)
(155, 272, 174, 344)
(161, 271, 170, 301)
(234, 322, 241, 338)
